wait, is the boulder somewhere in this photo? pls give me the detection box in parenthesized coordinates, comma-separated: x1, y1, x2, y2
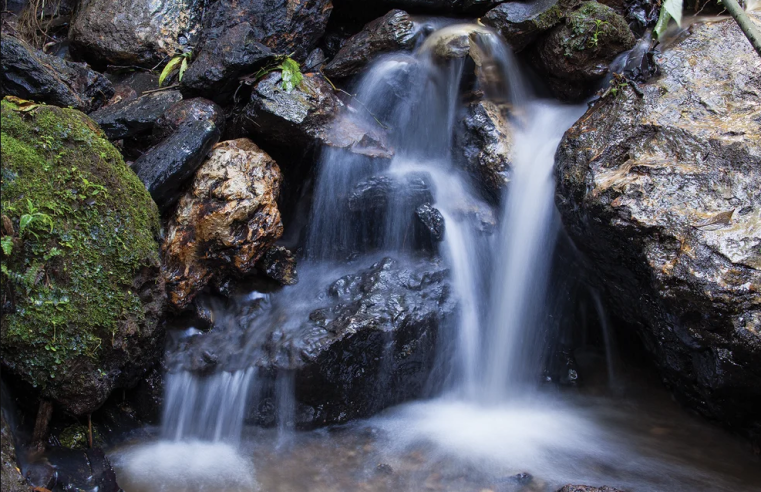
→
(482, 0, 567, 52)
(90, 90, 182, 140)
(555, 15, 761, 438)
(1, 35, 113, 113)
(153, 97, 225, 141)
(131, 119, 221, 212)
(163, 139, 283, 311)
(530, 1, 635, 99)
(69, 0, 204, 67)
(348, 174, 434, 213)
(323, 9, 418, 79)
(181, 0, 333, 97)
(245, 72, 392, 158)
(0, 98, 165, 416)
(415, 204, 445, 241)
(256, 246, 298, 286)
(455, 99, 513, 203)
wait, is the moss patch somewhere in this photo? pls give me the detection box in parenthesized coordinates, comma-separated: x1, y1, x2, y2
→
(0, 97, 160, 392)
(562, 1, 633, 57)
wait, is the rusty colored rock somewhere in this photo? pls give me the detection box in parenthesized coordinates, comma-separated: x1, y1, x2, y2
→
(163, 139, 284, 311)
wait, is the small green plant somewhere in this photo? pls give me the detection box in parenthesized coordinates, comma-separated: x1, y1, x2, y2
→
(159, 51, 193, 87)
(19, 199, 53, 238)
(588, 19, 609, 47)
(654, 0, 683, 40)
(253, 55, 304, 92)
(1, 236, 13, 255)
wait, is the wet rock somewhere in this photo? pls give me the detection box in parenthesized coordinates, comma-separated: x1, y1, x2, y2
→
(153, 97, 225, 141)
(530, 1, 635, 99)
(69, 0, 203, 67)
(323, 10, 418, 79)
(180, 23, 273, 100)
(482, 0, 567, 52)
(38, 447, 120, 491)
(304, 48, 328, 72)
(245, 72, 392, 158)
(555, 15, 761, 438)
(348, 174, 434, 213)
(1, 411, 27, 492)
(1, 35, 113, 112)
(455, 99, 513, 203)
(257, 246, 298, 286)
(422, 23, 494, 60)
(90, 90, 182, 140)
(163, 139, 283, 311)
(416, 204, 445, 241)
(557, 486, 626, 492)
(0, 99, 165, 416)
(132, 119, 221, 212)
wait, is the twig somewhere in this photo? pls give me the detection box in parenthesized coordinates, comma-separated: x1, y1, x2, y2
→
(88, 413, 93, 448)
(141, 84, 180, 94)
(722, 0, 761, 57)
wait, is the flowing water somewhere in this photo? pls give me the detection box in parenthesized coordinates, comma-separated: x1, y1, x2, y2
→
(113, 21, 761, 492)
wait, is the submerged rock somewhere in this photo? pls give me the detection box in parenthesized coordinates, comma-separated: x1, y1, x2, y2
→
(69, 0, 203, 67)
(1, 35, 113, 113)
(245, 72, 392, 158)
(323, 9, 418, 79)
(455, 99, 513, 203)
(163, 139, 283, 311)
(530, 1, 635, 99)
(555, 15, 761, 439)
(90, 90, 182, 140)
(257, 246, 298, 286)
(0, 99, 165, 416)
(132, 119, 221, 212)
(415, 204, 445, 242)
(482, 0, 567, 52)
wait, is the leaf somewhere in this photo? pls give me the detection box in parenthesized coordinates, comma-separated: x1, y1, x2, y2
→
(278, 57, 303, 92)
(654, 10, 671, 40)
(19, 214, 33, 233)
(5, 96, 41, 111)
(179, 57, 189, 82)
(654, 0, 683, 39)
(159, 56, 184, 87)
(1, 236, 12, 255)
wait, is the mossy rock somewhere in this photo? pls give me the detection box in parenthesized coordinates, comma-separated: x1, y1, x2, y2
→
(0, 97, 166, 416)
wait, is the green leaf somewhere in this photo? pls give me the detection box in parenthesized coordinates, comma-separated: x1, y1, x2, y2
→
(1, 236, 12, 255)
(278, 57, 303, 92)
(179, 57, 189, 82)
(159, 56, 184, 87)
(19, 214, 33, 233)
(654, 0, 683, 39)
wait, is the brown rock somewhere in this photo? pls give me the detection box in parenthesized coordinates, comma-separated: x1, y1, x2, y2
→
(163, 139, 284, 310)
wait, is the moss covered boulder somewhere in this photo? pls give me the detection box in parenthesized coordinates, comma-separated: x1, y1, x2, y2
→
(0, 97, 166, 416)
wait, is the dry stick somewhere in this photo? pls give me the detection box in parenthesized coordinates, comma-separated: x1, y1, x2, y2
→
(723, 0, 761, 57)
(88, 413, 93, 448)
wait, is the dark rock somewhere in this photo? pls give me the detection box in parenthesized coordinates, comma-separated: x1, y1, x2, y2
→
(557, 486, 626, 492)
(163, 139, 283, 311)
(246, 72, 392, 158)
(323, 9, 417, 79)
(1, 35, 113, 112)
(69, 0, 204, 67)
(90, 90, 182, 140)
(555, 15, 761, 438)
(530, 1, 635, 99)
(415, 204, 445, 241)
(257, 246, 298, 285)
(348, 175, 434, 213)
(455, 99, 513, 203)
(304, 48, 328, 72)
(153, 97, 225, 141)
(0, 100, 165, 416)
(36, 447, 120, 492)
(482, 0, 567, 52)
(1, 410, 27, 492)
(132, 119, 221, 212)
(127, 365, 164, 424)
(180, 23, 273, 100)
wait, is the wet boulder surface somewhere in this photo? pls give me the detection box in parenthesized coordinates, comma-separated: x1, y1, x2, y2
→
(1, 35, 114, 113)
(323, 9, 418, 79)
(69, 0, 204, 67)
(90, 89, 182, 140)
(163, 138, 284, 311)
(482, 0, 568, 52)
(169, 256, 454, 427)
(555, 15, 761, 438)
(153, 97, 225, 141)
(0, 99, 165, 416)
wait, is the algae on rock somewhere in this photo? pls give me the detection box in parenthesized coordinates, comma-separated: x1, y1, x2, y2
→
(0, 97, 166, 416)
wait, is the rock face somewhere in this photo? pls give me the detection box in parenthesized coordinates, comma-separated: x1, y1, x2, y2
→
(323, 9, 417, 79)
(1, 36, 113, 113)
(182, 0, 333, 97)
(0, 99, 165, 416)
(555, 16, 761, 439)
(456, 99, 513, 203)
(531, 1, 635, 99)
(69, 0, 203, 67)
(132, 119, 221, 212)
(163, 139, 283, 311)
(90, 90, 182, 140)
(245, 72, 392, 158)
(482, 0, 566, 52)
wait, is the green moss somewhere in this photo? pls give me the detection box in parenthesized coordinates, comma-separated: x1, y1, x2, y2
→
(58, 424, 102, 449)
(0, 98, 160, 391)
(562, 1, 632, 56)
